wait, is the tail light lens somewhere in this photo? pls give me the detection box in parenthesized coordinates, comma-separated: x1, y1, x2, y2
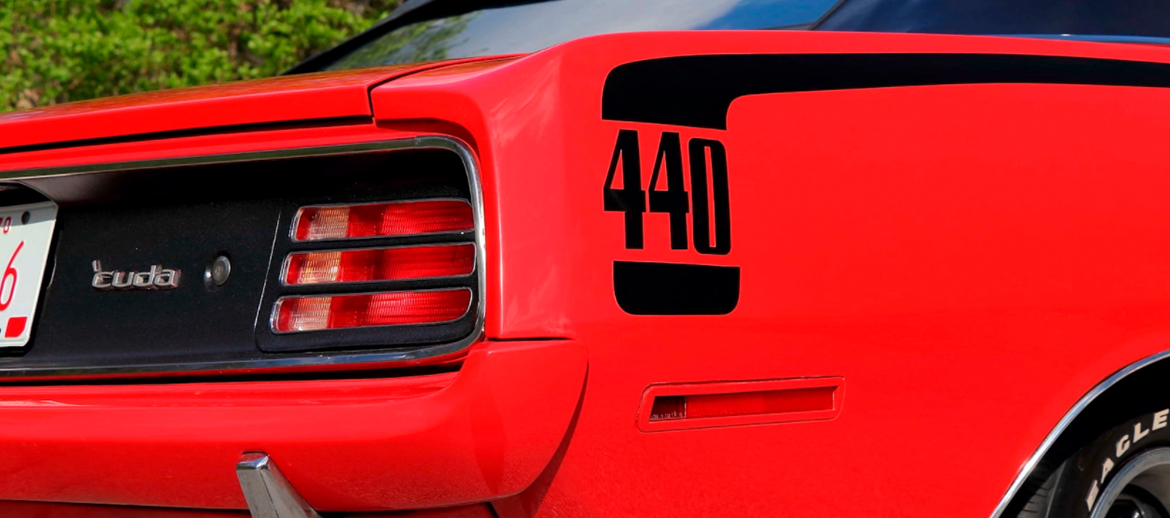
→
(292, 200, 473, 242)
(268, 194, 479, 345)
(274, 289, 472, 333)
(283, 244, 475, 285)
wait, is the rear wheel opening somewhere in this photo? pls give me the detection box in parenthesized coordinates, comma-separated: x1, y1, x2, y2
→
(1020, 409, 1170, 518)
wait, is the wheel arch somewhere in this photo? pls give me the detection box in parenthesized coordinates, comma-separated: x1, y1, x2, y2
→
(994, 350, 1170, 517)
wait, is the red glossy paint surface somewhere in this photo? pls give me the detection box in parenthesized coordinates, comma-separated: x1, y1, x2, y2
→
(374, 32, 1170, 516)
(0, 67, 386, 151)
(0, 340, 586, 511)
(2, 29, 1170, 517)
(0, 501, 492, 517)
(353, 505, 497, 518)
(0, 501, 247, 517)
(0, 57, 503, 152)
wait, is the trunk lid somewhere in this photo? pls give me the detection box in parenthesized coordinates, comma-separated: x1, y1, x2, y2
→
(0, 62, 447, 152)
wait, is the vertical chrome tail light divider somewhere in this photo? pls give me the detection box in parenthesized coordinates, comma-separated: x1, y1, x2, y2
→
(237, 453, 321, 518)
(415, 136, 487, 357)
(0, 135, 486, 380)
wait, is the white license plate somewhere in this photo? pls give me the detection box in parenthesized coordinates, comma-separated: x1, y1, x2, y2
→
(0, 202, 57, 348)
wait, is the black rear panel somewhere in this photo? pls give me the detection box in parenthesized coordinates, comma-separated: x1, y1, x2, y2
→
(0, 142, 481, 378)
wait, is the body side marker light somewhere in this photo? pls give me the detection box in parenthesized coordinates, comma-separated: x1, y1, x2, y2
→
(639, 377, 845, 432)
(273, 288, 473, 333)
(650, 387, 835, 421)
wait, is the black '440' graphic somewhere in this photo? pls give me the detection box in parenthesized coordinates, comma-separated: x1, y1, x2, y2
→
(603, 129, 731, 255)
(603, 129, 739, 317)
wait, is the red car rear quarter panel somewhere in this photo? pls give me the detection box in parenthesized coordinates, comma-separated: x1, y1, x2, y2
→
(372, 32, 1170, 516)
(0, 70, 589, 510)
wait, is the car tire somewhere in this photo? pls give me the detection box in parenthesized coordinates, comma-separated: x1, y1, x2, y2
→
(1019, 407, 1170, 518)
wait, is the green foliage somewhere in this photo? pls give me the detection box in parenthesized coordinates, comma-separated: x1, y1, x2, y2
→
(0, 0, 401, 111)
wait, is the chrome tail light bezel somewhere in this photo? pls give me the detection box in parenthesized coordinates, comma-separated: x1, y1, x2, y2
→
(255, 138, 484, 354)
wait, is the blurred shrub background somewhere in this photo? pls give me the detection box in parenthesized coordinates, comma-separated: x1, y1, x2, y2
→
(0, 0, 401, 112)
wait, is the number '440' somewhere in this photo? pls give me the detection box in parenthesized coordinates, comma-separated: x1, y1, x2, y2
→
(603, 129, 731, 255)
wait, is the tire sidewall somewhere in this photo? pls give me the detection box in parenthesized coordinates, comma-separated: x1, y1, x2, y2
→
(1053, 407, 1170, 517)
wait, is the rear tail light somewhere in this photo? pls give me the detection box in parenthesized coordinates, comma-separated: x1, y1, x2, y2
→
(273, 289, 472, 333)
(268, 195, 479, 344)
(282, 244, 475, 285)
(292, 200, 473, 241)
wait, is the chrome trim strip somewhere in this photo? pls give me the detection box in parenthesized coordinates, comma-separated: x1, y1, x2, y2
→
(990, 349, 1170, 518)
(0, 139, 455, 180)
(0, 136, 487, 380)
(237, 453, 321, 518)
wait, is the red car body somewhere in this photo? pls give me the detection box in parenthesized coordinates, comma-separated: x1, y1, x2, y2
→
(4, 30, 1170, 516)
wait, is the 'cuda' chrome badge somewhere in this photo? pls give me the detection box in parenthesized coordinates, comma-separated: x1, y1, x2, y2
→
(91, 260, 181, 291)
